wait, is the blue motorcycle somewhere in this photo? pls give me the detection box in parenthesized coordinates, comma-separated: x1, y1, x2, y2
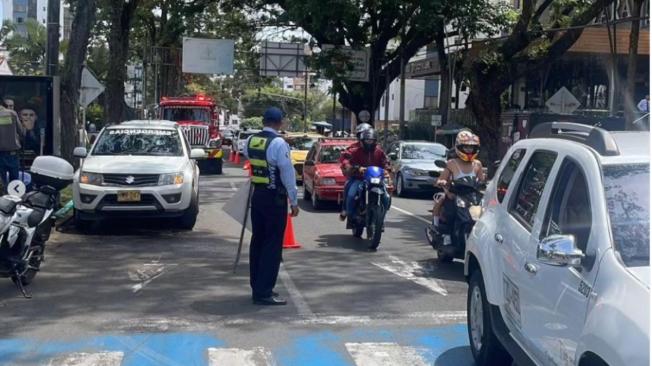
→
(351, 166, 388, 250)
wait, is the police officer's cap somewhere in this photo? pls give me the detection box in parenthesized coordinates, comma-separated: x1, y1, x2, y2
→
(263, 107, 284, 124)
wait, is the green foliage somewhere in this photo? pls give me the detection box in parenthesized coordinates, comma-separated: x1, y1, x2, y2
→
(2, 19, 47, 75)
(241, 117, 263, 129)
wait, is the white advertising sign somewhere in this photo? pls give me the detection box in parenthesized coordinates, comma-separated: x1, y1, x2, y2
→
(182, 37, 235, 75)
(322, 45, 370, 82)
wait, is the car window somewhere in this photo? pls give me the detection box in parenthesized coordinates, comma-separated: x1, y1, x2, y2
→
(388, 143, 400, 156)
(510, 151, 557, 229)
(306, 145, 317, 162)
(400, 143, 447, 160)
(497, 149, 527, 203)
(92, 129, 183, 157)
(320, 145, 347, 164)
(162, 107, 210, 123)
(541, 159, 592, 253)
(603, 164, 650, 267)
(287, 137, 317, 151)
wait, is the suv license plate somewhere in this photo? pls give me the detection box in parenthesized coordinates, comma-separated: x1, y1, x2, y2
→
(503, 275, 521, 327)
(118, 191, 141, 202)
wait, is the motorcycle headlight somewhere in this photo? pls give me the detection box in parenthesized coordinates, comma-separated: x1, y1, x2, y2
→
(159, 172, 184, 186)
(405, 168, 428, 177)
(321, 177, 337, 185)
(80, 171, 103, 186)
(370, 177, 382, 184)
(456, 196, 466, 208)
(470, 205, 483, 221)
(207, 138, 221, 148)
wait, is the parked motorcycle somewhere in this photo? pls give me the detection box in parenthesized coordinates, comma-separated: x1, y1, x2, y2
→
(0, 156, 74, 298)
(349, 165, 389, 251)
(426, 160, 485, 263)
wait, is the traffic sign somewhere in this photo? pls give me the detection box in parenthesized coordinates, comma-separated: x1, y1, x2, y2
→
(359, 110, 371, 123)
(8, 180, 26, 197)
(431, 115, 442, 127)
(545, 87, 580, 114)
(80, 67, 105, 108)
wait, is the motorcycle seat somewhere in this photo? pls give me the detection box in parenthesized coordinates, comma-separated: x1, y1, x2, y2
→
(22, 191, 55, 210)
(0, 196, 18, 216)
(27, 207, 46, 228)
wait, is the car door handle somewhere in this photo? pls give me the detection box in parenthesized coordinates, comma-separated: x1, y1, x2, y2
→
(494, 234, 504, 244)
(524, 262, 538, 275)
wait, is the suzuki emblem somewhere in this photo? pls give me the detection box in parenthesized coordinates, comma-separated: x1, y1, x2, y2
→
(125, 176, 135, 184)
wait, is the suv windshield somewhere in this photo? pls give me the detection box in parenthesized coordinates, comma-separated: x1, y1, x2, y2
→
(288, 137, 318, 151)
(401, 143, 447, 160)
(603, 164, 650, 267)
(320, 145, 347, 163)
(93, 129, 183, 157)
(238, 132, 255, 140)
(162, 107, 210, 123)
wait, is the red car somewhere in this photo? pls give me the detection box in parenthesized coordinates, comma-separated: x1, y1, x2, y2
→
(302, 138, 355, 209)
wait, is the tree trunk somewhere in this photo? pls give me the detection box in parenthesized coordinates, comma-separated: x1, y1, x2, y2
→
(625, 0, 644, 130)
(59, 0, 96, 164)
(104, 0, 140, 124)
(466, 89, 503, 164)
(435, 25, 451, 125)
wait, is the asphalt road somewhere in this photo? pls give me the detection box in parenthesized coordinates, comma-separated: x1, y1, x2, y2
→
(0, 156, 474, 366)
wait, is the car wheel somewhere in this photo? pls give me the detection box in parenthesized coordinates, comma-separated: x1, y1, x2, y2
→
(178, 193, 199, 230)
(311, 185, 323, 210)
(468, 270, 512, 366)
(396, 173, 406, 197)
(74, 209, 92, 231)
(303, 182, 311, 201)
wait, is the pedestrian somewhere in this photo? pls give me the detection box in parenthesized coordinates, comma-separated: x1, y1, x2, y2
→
(637, 95, 650, 112)
(2, 97, 15, 111)
(243, 107, 300, 306)
(0, 96, 26, 190)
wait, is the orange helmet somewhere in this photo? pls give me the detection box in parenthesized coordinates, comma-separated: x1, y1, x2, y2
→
(455, 131, 480, 162)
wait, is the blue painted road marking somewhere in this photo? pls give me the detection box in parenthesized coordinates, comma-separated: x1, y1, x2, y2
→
(0, 326, 474, 365)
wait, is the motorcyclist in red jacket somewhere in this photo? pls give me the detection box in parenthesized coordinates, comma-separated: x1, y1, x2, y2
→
(338, 123, 372, 220)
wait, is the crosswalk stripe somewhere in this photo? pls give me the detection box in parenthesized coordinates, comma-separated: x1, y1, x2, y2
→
(46, 352, 124, 366)
(345, 343, 429, 366)
(372, 255, 448, 296)
(207, 347, 275, 366)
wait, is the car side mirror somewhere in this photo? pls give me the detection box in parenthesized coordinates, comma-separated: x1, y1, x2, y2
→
(305, 160, 315, 167)
(435, 159, 447, 169)
(190, 148, 205, 159)
(73, 147, 88, 158)
(388, 153, 398, 161)
(537, 235, 584, 267)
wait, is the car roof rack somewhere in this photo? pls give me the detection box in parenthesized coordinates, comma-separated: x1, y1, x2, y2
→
(529, 122, 620, 156)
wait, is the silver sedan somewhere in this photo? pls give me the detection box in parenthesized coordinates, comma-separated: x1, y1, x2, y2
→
(386, 141, 448, 197)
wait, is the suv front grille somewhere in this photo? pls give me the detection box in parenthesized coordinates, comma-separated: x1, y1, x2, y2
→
(103, 174, 160, 187)
(182, 125, 209, 146)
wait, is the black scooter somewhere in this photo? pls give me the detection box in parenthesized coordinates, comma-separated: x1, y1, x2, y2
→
(426, 160, 485, 263)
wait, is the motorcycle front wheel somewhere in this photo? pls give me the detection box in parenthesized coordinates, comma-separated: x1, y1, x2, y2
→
(367, 205, 384, 250)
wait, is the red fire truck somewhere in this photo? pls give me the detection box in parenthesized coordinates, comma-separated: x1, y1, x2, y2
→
(158, 95, 223, 174)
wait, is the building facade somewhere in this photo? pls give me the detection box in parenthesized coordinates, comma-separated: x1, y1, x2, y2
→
(1, 0, 67, 40)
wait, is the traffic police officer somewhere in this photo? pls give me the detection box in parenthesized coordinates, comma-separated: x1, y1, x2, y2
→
(244, 107, 300, 306)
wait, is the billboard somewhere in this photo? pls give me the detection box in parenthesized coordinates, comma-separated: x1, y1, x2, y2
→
(322, 45, 370, 82)
(182, 37, 235, 75)
(259, 42, 307, 77)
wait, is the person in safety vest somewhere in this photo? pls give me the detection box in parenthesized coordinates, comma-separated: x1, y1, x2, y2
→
(243, 107, 300, 306)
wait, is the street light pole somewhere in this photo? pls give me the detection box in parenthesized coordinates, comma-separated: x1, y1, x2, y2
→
(304, 71, 309, 132)
(45, 0, 61, 76)
(398, 8, 407, 139)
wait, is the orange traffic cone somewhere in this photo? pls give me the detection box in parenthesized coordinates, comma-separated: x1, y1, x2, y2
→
(283, 207, 301, 249)
(243, 161, 252, 177)
(235, 152, 241, 164)
(229, 149, 235, 162)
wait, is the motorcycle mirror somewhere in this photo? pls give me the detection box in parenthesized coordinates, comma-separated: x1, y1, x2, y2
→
(435, 160, 447, 169)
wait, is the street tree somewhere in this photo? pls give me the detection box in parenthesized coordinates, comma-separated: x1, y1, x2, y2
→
(224, 0, 496, 126)
(2, 19, 47, 75)
(60, 0, 98, 163)
(463, 0, 617, 161)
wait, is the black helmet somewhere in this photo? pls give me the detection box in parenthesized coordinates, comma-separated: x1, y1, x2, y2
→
(360, 129, 378, 152)
(355, 123, 372, 140)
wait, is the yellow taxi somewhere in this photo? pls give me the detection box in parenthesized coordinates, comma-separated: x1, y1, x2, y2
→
(283, 132, 323, 182)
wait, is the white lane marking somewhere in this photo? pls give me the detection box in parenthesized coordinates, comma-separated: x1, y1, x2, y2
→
(208, 347, 275, 366)
(278, 263, 315, 317)
(345, 343, 429, 366)
(129, 260, 177, 295)
(230, 182, 238, 191)
(390, 206, 430, 224)
(47, 352, 124, 366)
(371, 255, 448, 296)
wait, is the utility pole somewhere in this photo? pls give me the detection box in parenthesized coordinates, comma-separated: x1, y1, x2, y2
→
(398, 8, 407, 139)
(45, 0, 61, 76)
(332, 88, 337, 133)
(303, 71, 309, 132)
(383, 64, 390, 147)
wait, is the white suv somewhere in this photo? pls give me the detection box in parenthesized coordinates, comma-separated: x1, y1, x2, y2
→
(465, 123, 649, 366)
(72, 120, 203, 230)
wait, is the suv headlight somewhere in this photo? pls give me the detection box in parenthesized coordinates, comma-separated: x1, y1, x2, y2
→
(321, 177, 337, 185)
(159, 172, 184, 186)
(80, 171, 103, 185)
(207, 138, 221, 149)
(405, 168, 427, 177)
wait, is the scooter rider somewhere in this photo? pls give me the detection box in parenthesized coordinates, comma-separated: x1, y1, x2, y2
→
(338, 123, 372, 221)
(429, 131, 484, 244)
(341, 129, 391, 229)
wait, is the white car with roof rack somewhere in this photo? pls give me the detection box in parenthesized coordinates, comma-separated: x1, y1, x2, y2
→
(71, 120, 204, 230)
(464, 122, 649, 366)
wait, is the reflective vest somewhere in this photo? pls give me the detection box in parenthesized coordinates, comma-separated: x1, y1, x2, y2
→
(247, 131, 281, 187)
